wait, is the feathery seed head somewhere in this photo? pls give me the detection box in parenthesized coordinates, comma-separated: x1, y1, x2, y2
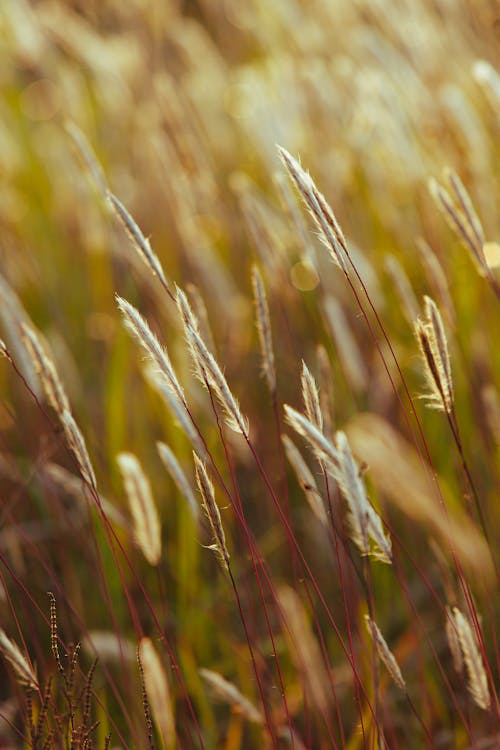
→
(452, 607, 490, 710)
(117, 452, 161, 566)
(107, 191, 169, 289)
(301, 361, 322, 432)
(187, 326, 249, 436)
(251, 265, 276, 394)
(193, 453, 230, 571)
(364, 615, 406, 691)
(277, 146, 348, 272)
(0, 629, 38, 689)
(415, 295, 453, 414)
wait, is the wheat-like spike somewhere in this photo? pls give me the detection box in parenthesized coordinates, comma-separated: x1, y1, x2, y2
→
(138, 638, 175, 749)
(301, 361, 322, 432)
(364, 616, 406, 691)
(117, 453, 161, 566)
(107, 191, 169, 289)
(452, 607, 491, 710)
(316, 345, 334, 439)
(157, 441, 199, 523)
(428, 176, 487, 274)
(336, 431, 392, 563)
(20, 323, 70, 416)
(60, 410, 97, 492)
(445, 606, 464, 675)
(193, 453, 230, 571)
(116, 296, 186, 408)
(251, 265, 276, 394)
(175, 283, 208, 383)
(415, 296, 453, 414)
(0, 628, 38, 689)
(424, 296, 453, 403)
(282, 435, 328, 526)
(175, 284, 201, 334)
(277, 146, 348, 273)
(144, 366, 208, 460)
(285, 405, 391, 561)
(186, 283, 216, 354)
(64, 120, 107, 194)
(445, 169, 485, 251)
(199, 668, 263, 724)
(186, 326, 249, 436)
(284, 404, 340, 471)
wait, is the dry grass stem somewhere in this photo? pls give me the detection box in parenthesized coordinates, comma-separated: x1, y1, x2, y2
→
(193, 453, 230, 571)
(117, 452, 161, 566)
(452, 607, 490, 711)
(364, 615, 406, 691)
(199, 668, 263, 724)
(251, 265, 276, 394)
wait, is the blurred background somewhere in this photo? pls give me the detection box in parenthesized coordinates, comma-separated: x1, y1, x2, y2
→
(1, 1, 499, 748)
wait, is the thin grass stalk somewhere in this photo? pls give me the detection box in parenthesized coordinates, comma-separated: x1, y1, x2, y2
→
(107, 192, 172, 297)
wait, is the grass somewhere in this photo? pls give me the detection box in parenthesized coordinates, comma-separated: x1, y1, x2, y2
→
(0, 1, 499, 748)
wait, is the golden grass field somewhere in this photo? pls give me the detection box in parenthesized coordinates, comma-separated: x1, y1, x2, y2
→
(0, 1, 499, 748)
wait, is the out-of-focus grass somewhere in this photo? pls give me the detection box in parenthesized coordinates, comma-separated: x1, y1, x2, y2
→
(0, 1, 499, 748)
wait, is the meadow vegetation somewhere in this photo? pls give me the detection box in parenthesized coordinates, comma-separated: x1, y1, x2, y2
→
(0, 1, 499, 748)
